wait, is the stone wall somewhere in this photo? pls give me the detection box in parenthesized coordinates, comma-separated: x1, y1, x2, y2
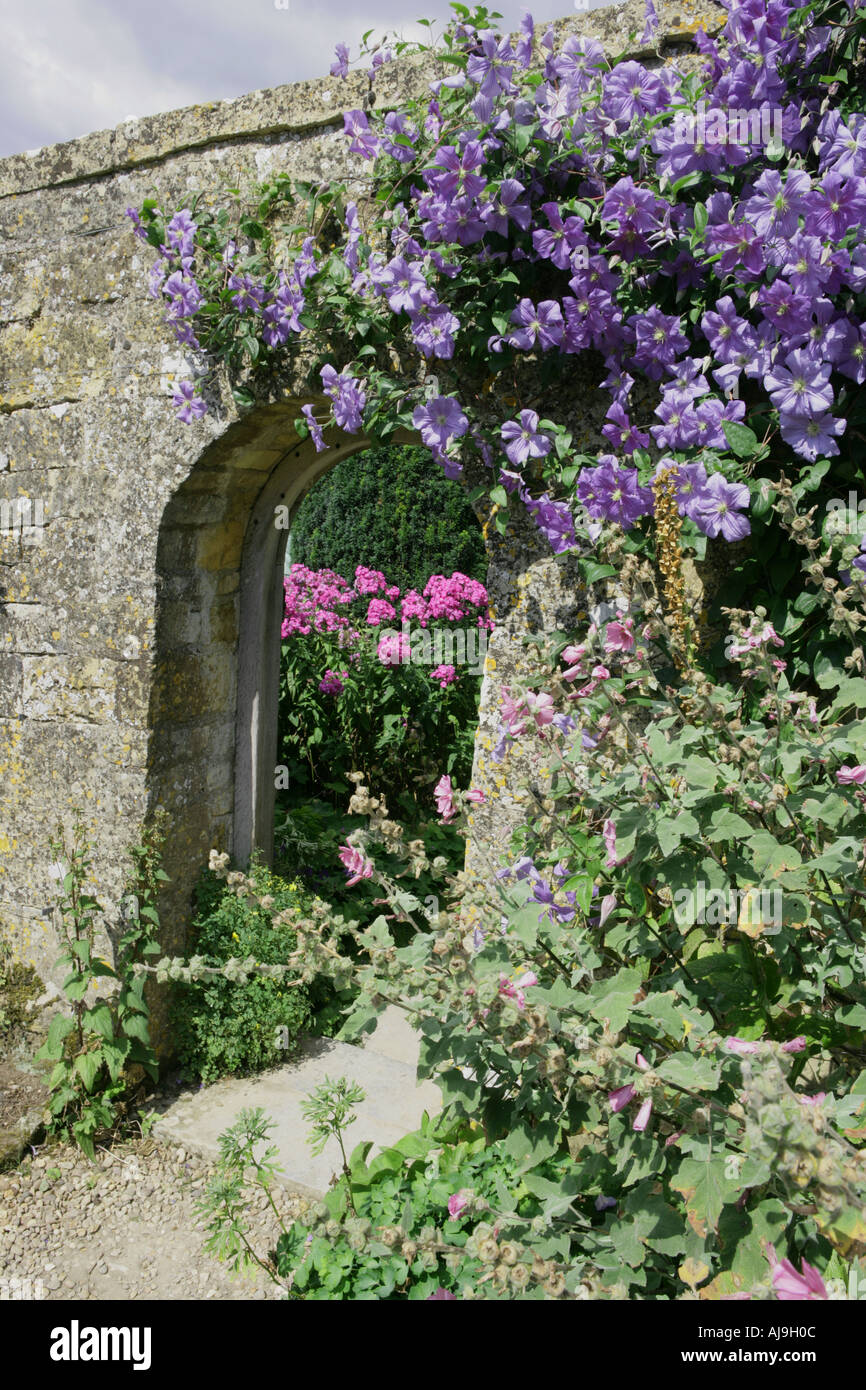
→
(0, 1, 724, 1028)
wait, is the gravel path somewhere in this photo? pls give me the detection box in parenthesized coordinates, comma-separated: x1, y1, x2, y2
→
(0, 1136, 304, 1301)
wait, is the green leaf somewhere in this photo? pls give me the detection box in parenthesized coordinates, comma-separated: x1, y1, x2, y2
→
(722, 421, 760, 458)
(101, 1038, 131, 1082)
(83, 1003, 115, 1042)
(35, 1014, 74, 1061)
(507, 903, 539, 948)
(502, 1119, 561, 1170)
(623, 1182, 688, 1257)
(656, 1052, 720, 1091)
(74, 1052, 103, 1093)
(587, 967, 643, 1033)
(579, 561, 617, 585)
(657, 809, 700, 857)
(829, 678, 866, 717)
(63, 974, 91, 1001)
(671, 1155, 731, 1236)
(121, 1014, 151, 1044)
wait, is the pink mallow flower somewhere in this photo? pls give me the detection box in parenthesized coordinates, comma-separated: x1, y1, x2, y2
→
(466, 789, 486, 804)
(632, 1097, 653, 1132)
(609, 1054, 652, 1130)
(434, 774, 456, 822)
(725, 1036, 761, 1055)
(500, 688, 529, 736)
(561, 643, 587, 681)
(338, 844, 374, 887)
(608, 1083, 636, 1113)
(604, 619, 635, 653)
(837, 765, 866, 785)
(766, 1246, 828, 1301)
(447, 1189, 472, 1219)
(525, 690, 556, 730)
(498, 970, 538, 1010)
(603, 819, 618, 869)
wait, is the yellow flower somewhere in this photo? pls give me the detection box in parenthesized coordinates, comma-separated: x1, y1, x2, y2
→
(232, 932, 239, 941)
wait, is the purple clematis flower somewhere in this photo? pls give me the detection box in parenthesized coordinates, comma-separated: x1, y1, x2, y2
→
(779, 410, 846, 461)
(330, 42, 349, 79)
(172, 380, 207, 423)
(465, 30, 516, 102)
(764, 350, 834, 418)
(506, 298, 564, 351)
(602, 402, 650, 455)
(692, 473, 751, 542)
(301, 404, 326, 453)
(577, 458, 654, 531)
(602, 61, 666, 124)
(501, 410, 552, 466)
(321, 364, 366, 433)
(412, 396, 469, 450)
(482, 178, 532, 236)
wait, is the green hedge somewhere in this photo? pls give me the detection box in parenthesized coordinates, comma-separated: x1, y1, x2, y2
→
(289, 445, 486, 595)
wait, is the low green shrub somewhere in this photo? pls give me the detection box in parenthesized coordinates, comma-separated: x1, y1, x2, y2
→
(198, 1102, 574, 1300)
(171, 865, 312, 1083)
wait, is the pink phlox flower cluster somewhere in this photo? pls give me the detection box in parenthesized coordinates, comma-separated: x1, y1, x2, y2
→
(282, 564, 355, 637)
(422, 572, 492, 627)
(366, 597, 397, 626)
(400, 589, 428, 623)
(354, 566, 387, 594)
(377, 632, 410, 665)
(430, 664, 458, 687)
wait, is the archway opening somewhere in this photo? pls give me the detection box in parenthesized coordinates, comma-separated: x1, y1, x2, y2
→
(147, 409, 490, 957)
(272, 441, 490, 907)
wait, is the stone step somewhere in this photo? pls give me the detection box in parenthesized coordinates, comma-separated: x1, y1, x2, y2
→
(152, 1023, 441, 1198)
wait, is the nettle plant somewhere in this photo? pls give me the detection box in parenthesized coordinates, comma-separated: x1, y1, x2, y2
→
(36, 815, 165, 1158)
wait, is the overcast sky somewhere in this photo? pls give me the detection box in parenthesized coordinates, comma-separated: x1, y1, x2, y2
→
(0, 0, 614, 159)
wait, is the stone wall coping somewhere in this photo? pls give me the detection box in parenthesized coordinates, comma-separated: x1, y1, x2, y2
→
(0, 1, 724, 200)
